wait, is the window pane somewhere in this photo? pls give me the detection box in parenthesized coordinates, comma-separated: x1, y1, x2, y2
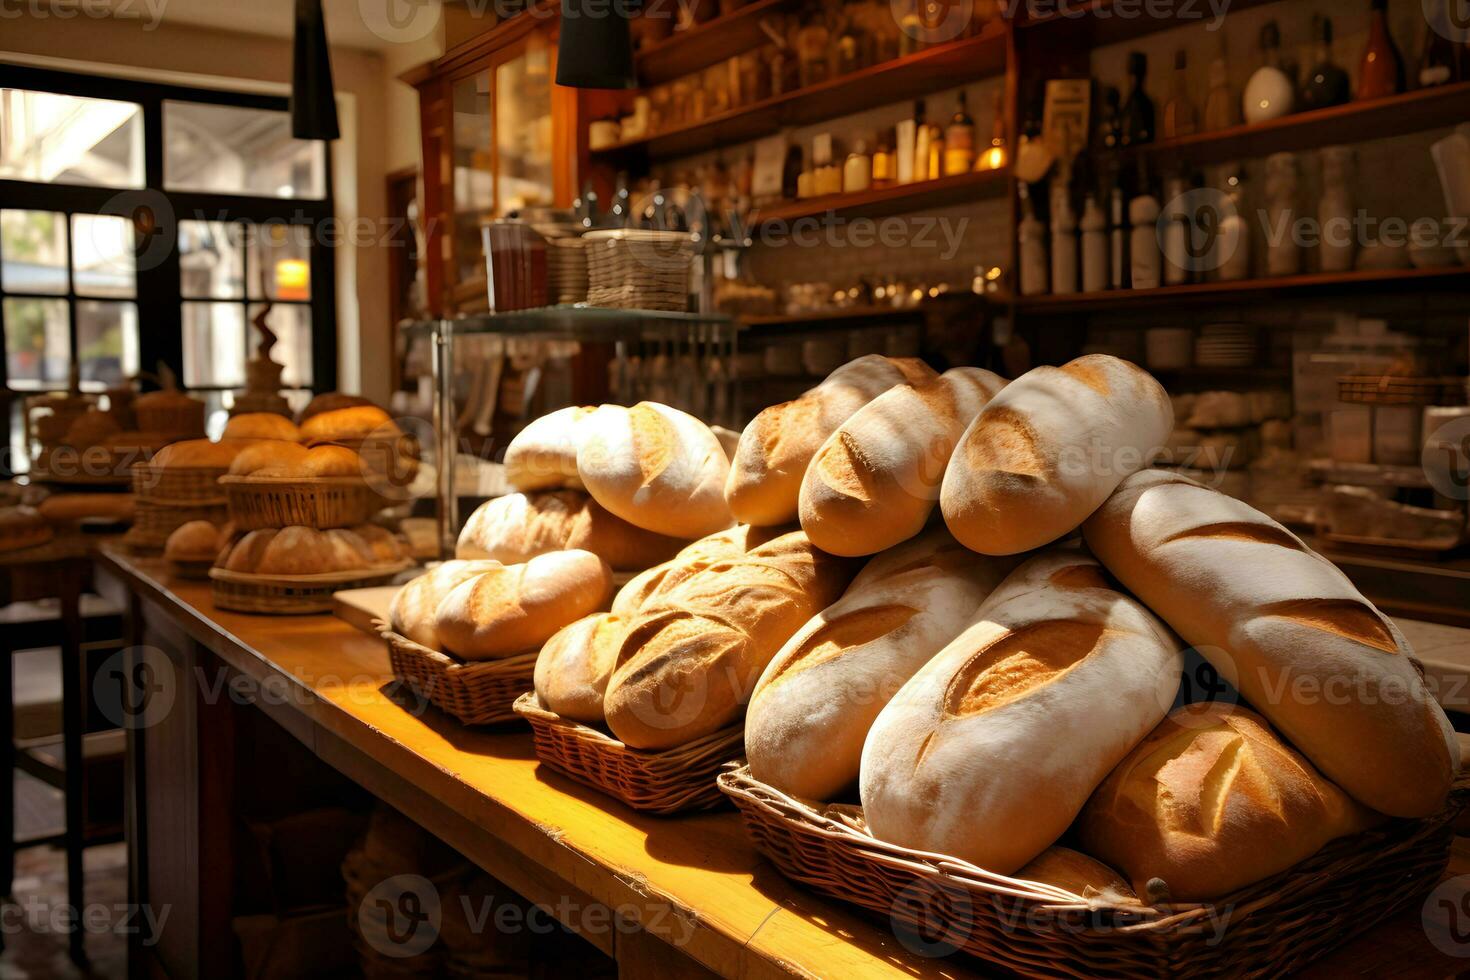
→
(72, 214, 136, 298)
(0, 89, 144, 188)
(452, 70, 493, 284)
(179, 220, 245, 299)
(247, 303, 312, 387)
(495, 45, 555, 216)
(250, 223, 311, 301)
(1, 210, 68, 294)
(182, 301, 246, 387)
(3, 297, 69, 389)
(164, 102, 326, 199)
(77, 300, 139, 389)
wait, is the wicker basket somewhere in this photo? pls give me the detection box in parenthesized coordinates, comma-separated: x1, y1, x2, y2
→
(513, 693, 742, 815)
(221, 476, 383, 530)
(131, 461, 228, 504)
(124, 499, 230, 552)
(379, 627, 536, 727)
(719, 766, 1467, 979)
(211, 562, 412, 615)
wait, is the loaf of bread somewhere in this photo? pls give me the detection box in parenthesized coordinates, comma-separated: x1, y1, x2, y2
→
(503, 406, 595, 491)
(457, 491, 685, 571)
(1015, 847, 1139, 905)
(223, 413, 301, 443)
(435, 550, 613, 661)
(746, 528, 1018, 800)
(300, 392, 377, 423)
(164, 520, 227, 562)
(152, 439, 255, 470)
(37, 493, 135, 524)
(64, 409, 120, 448)
(533, 612, 628, 723)
(1079, 704, 1374, 901)
(1082, 469, 1460, 818)
(300, 405, 399, 445)
(799, 368, 1007, 556)
(226, 441, 310, 476)
(611, 563, 671, 618)
(389, 560, 504, 651)
(940, 355, 1172, 555)
(576, 402, 732, 539)
(219, 525, 406, 576)
(604, 530, 858, 749)
(726, 355, 937, 526)
(228, 443, 364, 480)
(860, 547, 1184, 874)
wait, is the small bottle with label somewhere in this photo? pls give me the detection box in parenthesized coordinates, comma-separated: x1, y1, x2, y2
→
(844, 140, 872, 193)
(944, 90, 976, 176)
(872, 129, 897, 186)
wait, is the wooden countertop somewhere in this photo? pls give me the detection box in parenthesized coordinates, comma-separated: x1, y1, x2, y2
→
(100, 549, 1470, 979)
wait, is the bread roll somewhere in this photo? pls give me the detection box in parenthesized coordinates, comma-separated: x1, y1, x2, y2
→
(800, 368, 1007, 556)
(457, 491, 685, 571)
(434, 550, 613, 661)
(860, 547, 1184, 874)
(223, 529, 278, 573)
(164, 520, 224, 562)
(1082, 469, 1459, 818)
(223, 413, 301, 443)
(300, 392, 377, 422)
(503, 406, 595, 491)
(726, 355, 937, 526)
(153, 439, 252, 469)
(533, 613, 628, 724)
(746, 528, 1018, 800)
(576, 402, 732, 539)
(604, 530, 858, 749)
(940, 355, 1172, 555)
(228, 441, 310, 476)
(37, 493, 135, 524)
(1015, 847, 1139, 904)
(300, 405, 398, 445)
(389, 560, 504, 651)
(352, 523, 406, 564)
(1079, 704, 1375, 901)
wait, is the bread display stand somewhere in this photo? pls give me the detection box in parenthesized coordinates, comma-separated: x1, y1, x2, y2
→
(514, 692, 742, 816)
(719, 766, 1469, 979)
(378, 625, 537, 726)
(211, 560, 413, 615)
(220, 476, 383, 530)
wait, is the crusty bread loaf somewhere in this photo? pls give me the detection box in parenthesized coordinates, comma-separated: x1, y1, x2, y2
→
(164, 520, 225, 562)
(300, 392, 377, 422)
(1015, 847, 1139, 904)
(37, 493, 135, 524)
(860, 547, 1184, 874)
(576, 402, 732, 539)
(604, 530, 858, 749)
(457, 491, 685, 571)
(940, 355, 1172, 555)
(228, 443, 364, 480)
(218, 525, 398, 576)
(726, 355, 938, 526)
(352, 523, 406, 564)
(223, 413, 301, 443)
(1079, 704, 1375, 901)
(389, 560, 504, 651)
(151, 439, 252, 470)
(503, 406, 596, 491)
(300, 405, 398, 445)
(1082, 469, 1460, 818)
(611, 563, 671, 618)
(227, 441, 310, 476)
(800, 368, 1007, 556)
(533, 613, 629, 723)
(434, 550, 613, 661)
(746, 528, 1018, 800)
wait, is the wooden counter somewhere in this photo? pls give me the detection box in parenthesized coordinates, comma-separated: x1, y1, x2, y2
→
(100, 549, 1470, 979)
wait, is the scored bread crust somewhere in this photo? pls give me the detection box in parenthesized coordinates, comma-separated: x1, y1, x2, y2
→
(745, 528, 1020, 800)
(940, 354, 1173, 555)
(859, 547, 1184, 874)
(533, 612, 629, 724)
(726, 355, 938, 527)
(800, 367, 1007, 557)
(503, 406, 596, 492)
(389, 560, 504, 651)
(456, 490, 686, 571)
(1082, 468, 1460, 818)
(1078, 703, 1375, 901)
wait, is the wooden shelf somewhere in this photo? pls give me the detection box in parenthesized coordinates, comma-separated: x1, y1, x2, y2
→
(635, 0, 790, 87)
(1016, 0, 1283, 46)
(751, 167, 1011, 227)
(595, 26, 1008, 160)
(740, 293, 987, 329)
(1014, 264, 1470, 315)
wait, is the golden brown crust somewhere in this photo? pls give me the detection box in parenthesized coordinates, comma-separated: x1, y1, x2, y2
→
(152, 439, 256, 470)
(164, 520, 225, 561)
(300, 406, 398, 445)
(533, 612, 629, 724)
(457, 491, 686, 571)
(298, 392, 377, 423)
(36, 493, 135, 524)
(223, 413, 301, 443)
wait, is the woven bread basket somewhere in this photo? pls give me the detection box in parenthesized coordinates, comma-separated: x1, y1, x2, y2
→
(221, 476, 383, 530)
(719, 766, 1469, 979)
(513, 692, 742, 815)
(131, 460, 228, 504)
(124, 499, 229, 552)
(211, 561, 412, 615)
(378, 626, 536, 727)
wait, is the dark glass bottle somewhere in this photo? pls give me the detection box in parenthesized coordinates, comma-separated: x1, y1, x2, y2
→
(1120, 52, 1155, 147)
(1418, 0, 1460, 87)
(1357, 0, 1405, 100)
(1300, 15, 1351, 109)
(781, 145, 803, 201)
(1097, 86, 1122, 152)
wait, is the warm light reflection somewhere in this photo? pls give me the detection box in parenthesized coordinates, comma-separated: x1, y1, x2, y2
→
(274, 258, 309, 300)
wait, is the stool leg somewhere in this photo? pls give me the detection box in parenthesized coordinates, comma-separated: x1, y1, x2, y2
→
(60, 559, 86, 967)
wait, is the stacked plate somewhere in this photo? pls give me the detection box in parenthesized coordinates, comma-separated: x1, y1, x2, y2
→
(547, 238, 589, 305)
(1195, 323, 1257, 368)
(584, 229, 694, 311)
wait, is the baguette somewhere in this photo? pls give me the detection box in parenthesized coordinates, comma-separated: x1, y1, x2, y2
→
(726, 355, 937, 526)
(457, 490, 686, 571)
(503, 406, 595, 491)
(1082, 469, 1459, 817)
(1015, 847, 1139, 905)
(604, 530, 859, 749)
(533, 613, 628, 724)
(940, 355, 1172, 555)
(434, 550, 613, 661)
(746, 528, 1018, 800)
(800, 367, 1007, 556)
(860, 547, 1184, 873)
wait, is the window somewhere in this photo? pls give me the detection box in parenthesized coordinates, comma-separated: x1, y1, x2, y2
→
(164, 101, 326, 199)
(0, 88, 144, 188)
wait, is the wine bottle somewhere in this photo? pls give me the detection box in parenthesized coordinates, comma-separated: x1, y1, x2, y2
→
(1418, 0, 1459, 88)
(1203, 51, 1238, 131)
(1358, 0, 1404, 100)
(1300, 15, 1351, 110)
(1162, 50, 1198, 139)
(1120, 53, 1155, 147)
(945, 90, 976, 176)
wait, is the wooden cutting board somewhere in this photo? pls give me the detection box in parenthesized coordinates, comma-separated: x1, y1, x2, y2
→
(333, 585, 399, 636)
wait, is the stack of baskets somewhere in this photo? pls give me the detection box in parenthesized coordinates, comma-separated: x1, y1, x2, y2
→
(124, 439, 239, 552)
(583, 229, 694, 311)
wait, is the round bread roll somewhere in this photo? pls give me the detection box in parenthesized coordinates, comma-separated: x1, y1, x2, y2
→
(503, 406, 596, 492)
(940, 355, 1172, 555)
(1078, 704, 1375, 901)
(256, 527, 338, 575)
(164, 520, 223, 562)
(726, 355, 938, 526)
(746, 528, 1019, 800)
(576, 402, 732, 539)
(300, 405, 399, 445)
(152, 438, 252, 470)
(1014, 847, 1139, 905)
(224, 413, 301, 443)
(300, 392, 377, 422)
(860, 547, 1184, 874)
(228, 441, 310, 476)
(299, 445, 364, 479)
(1082, 469, 1460, 818)
(434, 550, 613, 661)
(223, 529, 279, 572)
(533, 612, 629, 724)
(800, 367, 1008, 557)
(457, 491, 685, 571)
(389, 560, 504, 651)
(352, 523, 406, 564)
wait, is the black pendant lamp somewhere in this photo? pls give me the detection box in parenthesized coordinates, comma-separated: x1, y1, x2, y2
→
(291, 0, 340, 140)
(555, 0, 637, 89)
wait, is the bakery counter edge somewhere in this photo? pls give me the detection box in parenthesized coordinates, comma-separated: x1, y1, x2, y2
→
(97, 547, 986, 980)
